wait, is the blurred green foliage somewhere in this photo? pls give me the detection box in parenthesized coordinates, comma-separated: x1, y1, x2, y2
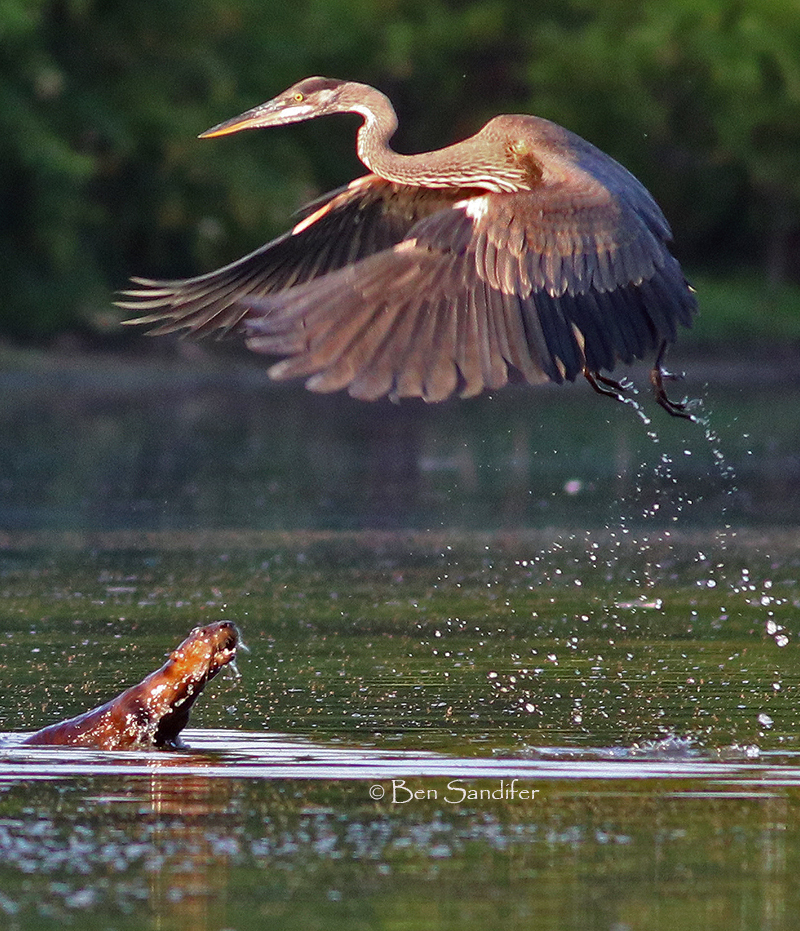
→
(1, 0, 798, 339)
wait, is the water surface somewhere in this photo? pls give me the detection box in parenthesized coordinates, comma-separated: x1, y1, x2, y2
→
(1, 353, 799, 929)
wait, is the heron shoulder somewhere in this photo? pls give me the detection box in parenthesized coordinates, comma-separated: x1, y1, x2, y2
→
(480, 114, 573, 150)
(476, 115, 598, 190)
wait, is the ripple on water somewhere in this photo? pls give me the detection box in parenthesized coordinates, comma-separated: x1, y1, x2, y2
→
(1, 729, 799, 786)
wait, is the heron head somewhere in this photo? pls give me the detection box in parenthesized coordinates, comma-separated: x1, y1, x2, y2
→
(199, 77, 353, 138)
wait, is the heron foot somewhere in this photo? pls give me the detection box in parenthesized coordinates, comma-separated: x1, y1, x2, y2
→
(583, 369, 632, 403)
(655, 366, 684, 383)
(650, 341, 697, 420)
(650, 365, 697, 420)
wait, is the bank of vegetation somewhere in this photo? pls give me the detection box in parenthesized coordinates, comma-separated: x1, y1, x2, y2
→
(2, 0, 798, 350)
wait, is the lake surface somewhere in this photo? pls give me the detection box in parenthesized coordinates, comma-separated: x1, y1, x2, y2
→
(1, 350, 799, 930)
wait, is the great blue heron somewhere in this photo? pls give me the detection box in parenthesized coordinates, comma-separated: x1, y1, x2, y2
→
(119, 76, 697, 416)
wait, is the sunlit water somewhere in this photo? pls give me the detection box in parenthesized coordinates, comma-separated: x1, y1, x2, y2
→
(1, 352, 800, 930)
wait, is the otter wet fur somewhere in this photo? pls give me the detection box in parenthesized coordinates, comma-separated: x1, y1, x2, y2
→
(21, 622, 240, 750)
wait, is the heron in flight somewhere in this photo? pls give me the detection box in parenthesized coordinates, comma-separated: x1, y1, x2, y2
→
(120, 76, 697, 416)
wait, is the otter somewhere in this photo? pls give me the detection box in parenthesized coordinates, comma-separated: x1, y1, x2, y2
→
(21, 621, 240, 750)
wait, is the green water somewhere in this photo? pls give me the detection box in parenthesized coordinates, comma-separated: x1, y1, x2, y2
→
(1, 353, 800, 930)
(2, 353, 798, 532)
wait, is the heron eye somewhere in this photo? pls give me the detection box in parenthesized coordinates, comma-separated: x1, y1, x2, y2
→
(293, 93, 304, 103)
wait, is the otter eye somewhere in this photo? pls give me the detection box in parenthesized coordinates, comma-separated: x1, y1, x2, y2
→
(293, 92, 304, 102)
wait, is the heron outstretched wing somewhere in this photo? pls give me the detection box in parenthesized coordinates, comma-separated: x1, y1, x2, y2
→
(241, 179, 696, 402)
(117, 177, 472, 336)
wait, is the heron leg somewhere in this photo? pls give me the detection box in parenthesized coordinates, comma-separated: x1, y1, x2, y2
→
(583, 368, 631, 403)
(650, 341, 696, 420)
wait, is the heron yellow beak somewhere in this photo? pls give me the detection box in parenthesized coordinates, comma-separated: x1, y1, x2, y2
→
(199, 98, 317, 138)
(199, 111, 264, 138)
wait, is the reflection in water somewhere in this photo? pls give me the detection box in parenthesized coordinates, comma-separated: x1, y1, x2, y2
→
(0, 750, 236, 929)
(143, 764, 234, 931)
(2, 737, 800, 931)
(2, 356, 799, 532)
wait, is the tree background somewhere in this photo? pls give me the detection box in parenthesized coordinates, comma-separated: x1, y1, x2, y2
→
(1, 0, 799, 342)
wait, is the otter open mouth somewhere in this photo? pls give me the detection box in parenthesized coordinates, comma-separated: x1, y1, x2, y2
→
(21, 621, 245, 750)
(201, 621, 242, 677)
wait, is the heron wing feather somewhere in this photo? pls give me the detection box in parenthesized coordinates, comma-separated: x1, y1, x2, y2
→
(117, 178, 469, 335)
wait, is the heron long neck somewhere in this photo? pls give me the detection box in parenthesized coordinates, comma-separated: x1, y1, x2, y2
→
(351, 87, 525, 193)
